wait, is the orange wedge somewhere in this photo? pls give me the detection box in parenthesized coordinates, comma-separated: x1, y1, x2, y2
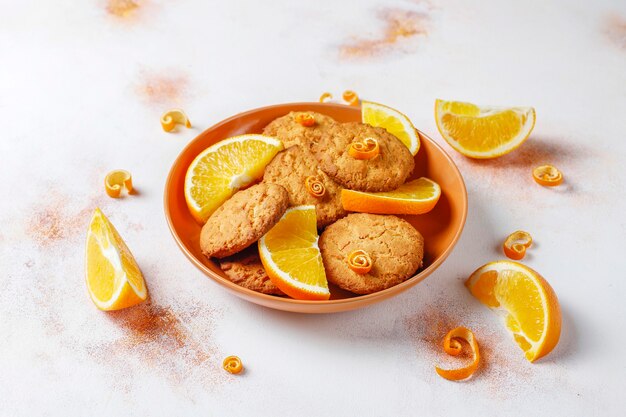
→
(362, 100, 420, 155)
(184, 135, 283, 223)
(85, 208, 147, 311)
(465, 261, 561, 362)
(435, 99, 535, 159)
(341, 177, 440, 215)
(258, 206, 330, 300)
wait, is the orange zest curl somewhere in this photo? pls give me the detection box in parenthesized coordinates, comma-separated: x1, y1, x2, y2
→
(347, 249, 373, 274)
(342, 90, 359, 106)
(435, 327, 480, 381)
(348, 137, 379, 160)
(161, 109, 191, 132)
(305, 176, 326, 198)
(319, 92, 333, 103)
(295, 113, 316, 127)
(503, 230, 532, 260)
(223, 356, 243, 374)
(105, 170, 133, 198)
(532, 165, 563, 187)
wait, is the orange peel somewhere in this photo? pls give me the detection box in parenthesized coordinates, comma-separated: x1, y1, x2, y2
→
(319, 92, 333, 103)
(295, 113, 316, 127)
(503, 230, 532, 260)
(533, 165, 563, 186)
(343, 90, 359, 106)
(105, 170, 133, 198)
(348, 137, 379, 160)
(223, 356, 243, 374)
(435, 327, 480, 381)
(304, 176, 326, 198)
(347, 249, 373, 274)
(161, 109, 191, 132)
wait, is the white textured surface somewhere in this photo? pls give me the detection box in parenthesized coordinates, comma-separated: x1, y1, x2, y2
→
(1, 0, 625, 415)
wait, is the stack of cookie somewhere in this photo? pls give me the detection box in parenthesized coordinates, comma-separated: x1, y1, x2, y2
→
(200, 111, 425, 298)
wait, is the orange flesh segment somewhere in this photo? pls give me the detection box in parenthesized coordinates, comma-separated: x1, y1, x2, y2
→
(465, 261, 561, 362)
(341, 177, 440, 215)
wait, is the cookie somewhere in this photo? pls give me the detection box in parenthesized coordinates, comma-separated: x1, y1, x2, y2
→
(263, 111, 337, 149)
(318, 213, 424, 294)
(263, 145, 347, 228)
(313, 122, 414, 192)
(200, 183, 289, 258)
(218, 246, 283, 295)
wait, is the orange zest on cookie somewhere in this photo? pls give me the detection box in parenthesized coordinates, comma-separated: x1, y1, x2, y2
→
(435, 327, 480, 381)
(223, 356, 243, 374)
(348, 137, 379, 160)
(161, 109, 191, 132)
(503, 230, 532, 260)
(305, 176, 326, 198)
(295, 113, 316, 127)
(319, 92, 333, 103)
(347, 249, 373, 274)
(532, 165, 563, 186)
(105, 170, 133, 198)
(342, 90, 359, 106)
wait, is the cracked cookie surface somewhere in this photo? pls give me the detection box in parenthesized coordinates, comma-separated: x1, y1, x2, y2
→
(200, 183, 289, 258)
(319, 213, 424, 294)
(263, 111, 337, 149)
(263, 145, 346, 228)
(314, 122, 414, 192)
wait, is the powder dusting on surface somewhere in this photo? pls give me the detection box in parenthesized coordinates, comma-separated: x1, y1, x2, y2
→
(604, 13, 626, 51)
(404, 286, 541, 396)
(135, 71, 189, 107)
(87, 301, 228, 392)
(26, 200, 93, 247)
(339, 7, 431, 59)
(402, 282, 581, 401)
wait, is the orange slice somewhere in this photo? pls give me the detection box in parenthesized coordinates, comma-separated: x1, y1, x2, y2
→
(258, 206, 330, 300)
(435, 99, 535, 159)
(341, 177, 441, 215)
(184, 134, 283, 223)
(465, 261, 561, 362)
(85, 208, 147, 311)
(362, 100, 420, 155)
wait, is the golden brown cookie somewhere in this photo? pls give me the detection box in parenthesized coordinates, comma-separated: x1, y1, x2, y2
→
(263, 145, 347, 228)
(200, 183, 289, 258)
(219, 246, 283, 295)
(263, 111, 337, 149)
(318, 213, 424, 294)
(313, 122, 415, 192)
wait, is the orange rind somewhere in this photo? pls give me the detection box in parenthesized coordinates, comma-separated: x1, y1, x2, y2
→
(532, 165, 563, 187)
(304, 176, 326, 198)
(347, 250, 373, 274)
(105, 170, 133, 198)
(223, 356, 243, 374)
(435, 327, 480, 381)
(348, 137, 379, 160)
(161, 109, 191, 132)
(503, 230, 532, 260)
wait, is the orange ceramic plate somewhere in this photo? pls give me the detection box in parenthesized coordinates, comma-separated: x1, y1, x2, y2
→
(164, 103, 467, 313)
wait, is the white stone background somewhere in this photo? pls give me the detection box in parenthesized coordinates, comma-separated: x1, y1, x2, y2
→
(1, 0, 625, 415)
